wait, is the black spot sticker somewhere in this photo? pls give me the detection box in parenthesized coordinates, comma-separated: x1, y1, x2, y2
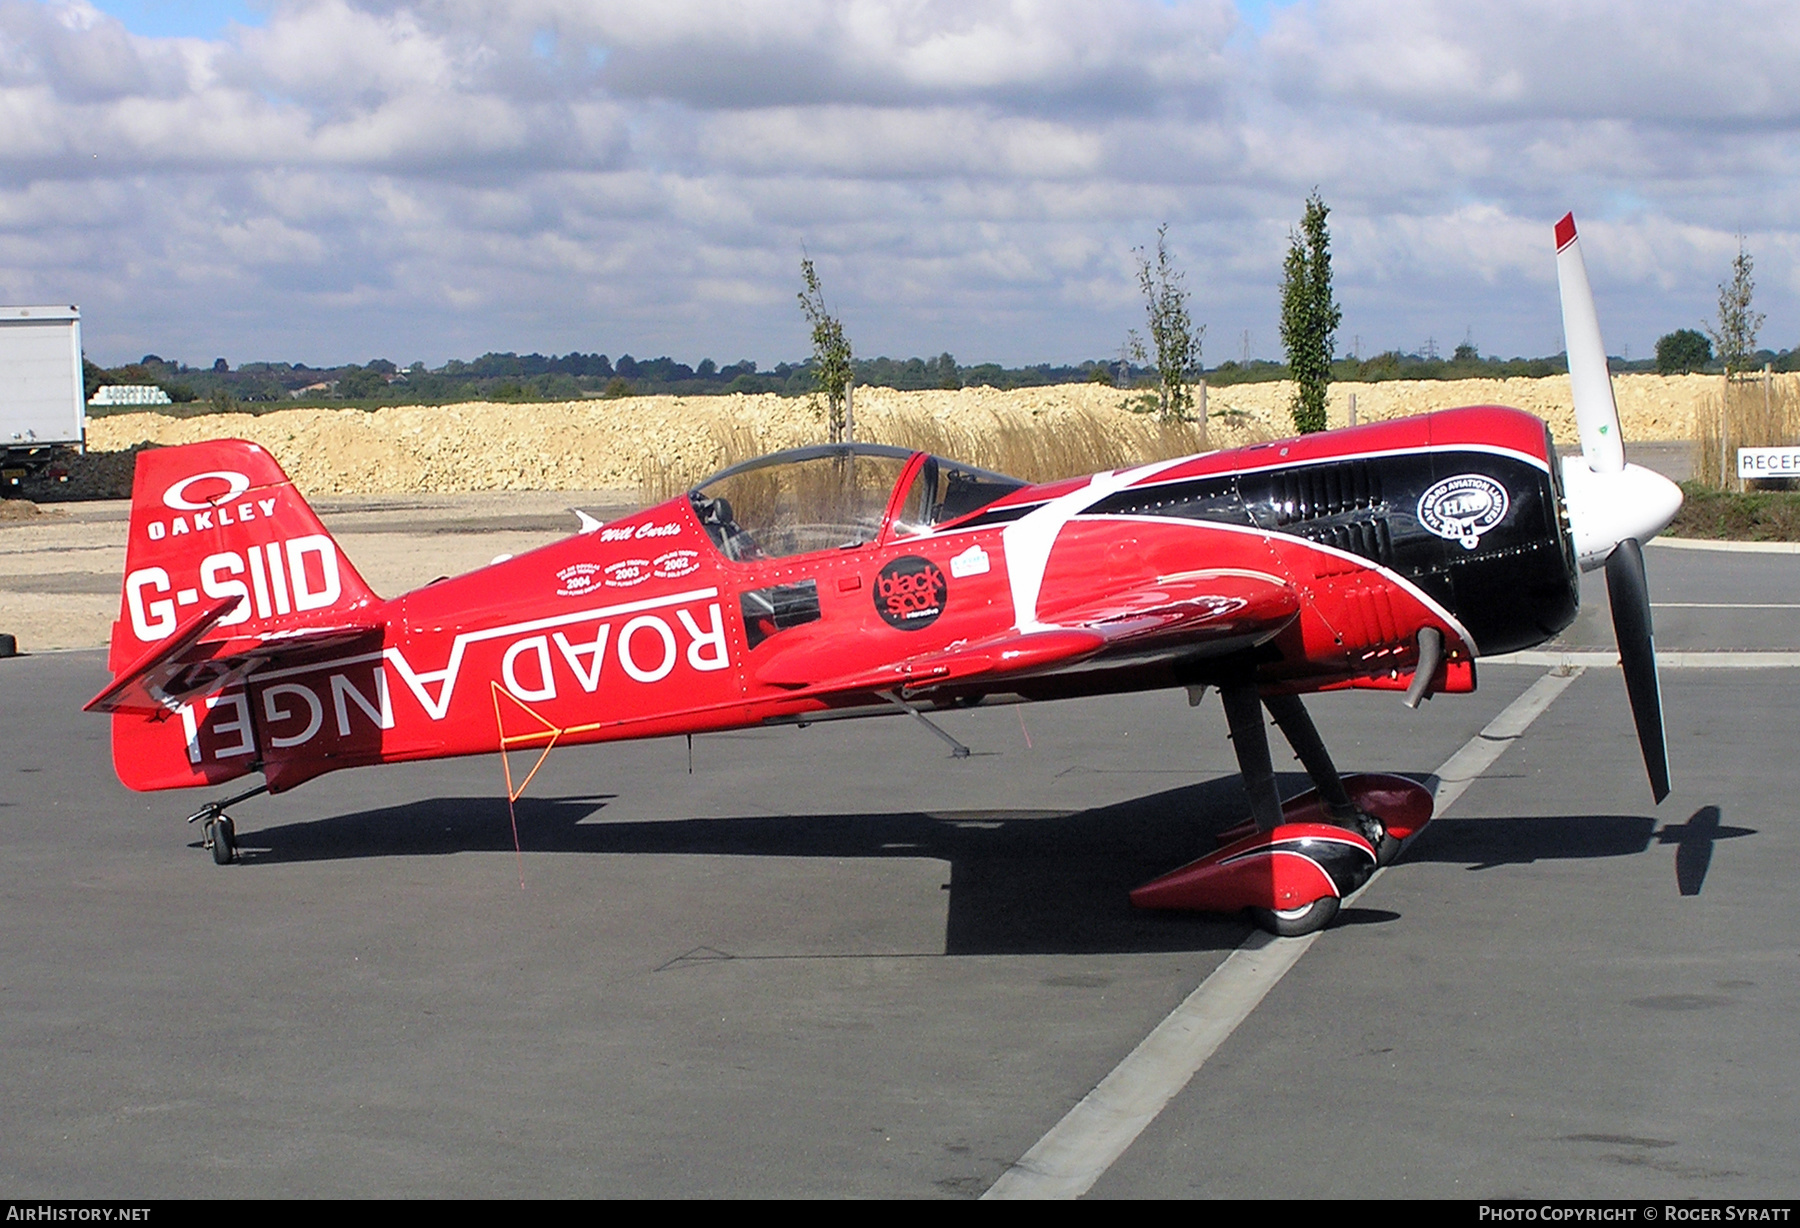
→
(874, 556, 947, 630)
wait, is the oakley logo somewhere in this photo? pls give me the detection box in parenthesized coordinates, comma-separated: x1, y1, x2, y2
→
(163, 470, 251, 511)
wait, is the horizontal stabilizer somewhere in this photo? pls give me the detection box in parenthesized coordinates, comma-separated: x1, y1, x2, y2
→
(86, 609, 382, 716)
(85, 596, 242, 715)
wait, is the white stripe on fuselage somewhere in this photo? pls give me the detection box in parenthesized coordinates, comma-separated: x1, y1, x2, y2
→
(999, 459, 1192, 633)
(1110, 441, 1551, 491)
(251, 585, 721, 720)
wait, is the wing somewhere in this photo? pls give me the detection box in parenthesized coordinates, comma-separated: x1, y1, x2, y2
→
(759, 569, 1297, 701)
(1045, 568, 1298, 650)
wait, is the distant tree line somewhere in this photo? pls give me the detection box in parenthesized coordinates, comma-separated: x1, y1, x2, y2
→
(79, 347, 1143, 414)
(78, 339, 1799, 417)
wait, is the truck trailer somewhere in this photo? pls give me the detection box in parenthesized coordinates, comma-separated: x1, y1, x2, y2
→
(0, 304, 85, 491)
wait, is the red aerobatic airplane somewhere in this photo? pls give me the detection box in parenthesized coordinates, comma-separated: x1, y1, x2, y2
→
(87, 214, 1683, 936)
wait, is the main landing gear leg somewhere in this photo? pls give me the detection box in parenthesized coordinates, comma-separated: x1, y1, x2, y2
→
(1220, 682, 1284, 834)
(1262, 693, 1399, 866)
(1133, 684, 1384, 936)
(1200, 682, 1350, 936)
(1133, 686, 1435, 935)
(186, 784, 269, 866)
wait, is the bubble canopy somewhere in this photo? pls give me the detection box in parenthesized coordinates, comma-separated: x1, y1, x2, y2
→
(689, 443, 1027, 561)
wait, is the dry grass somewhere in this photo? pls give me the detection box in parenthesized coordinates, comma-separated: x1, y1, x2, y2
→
(1691, 372, 1800, 490)
(638, 403, 1249, 505)
(859, 408, 1226, 484)
(638, 418, 800, 504)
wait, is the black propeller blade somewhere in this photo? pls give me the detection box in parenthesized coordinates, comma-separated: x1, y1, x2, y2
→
(1604, 537, 1671, 803)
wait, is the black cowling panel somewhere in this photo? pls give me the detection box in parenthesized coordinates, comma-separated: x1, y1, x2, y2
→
(1083, 448, 1580, 655)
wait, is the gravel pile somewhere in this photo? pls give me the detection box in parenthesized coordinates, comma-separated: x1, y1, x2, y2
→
(76, 374, 1724, 497)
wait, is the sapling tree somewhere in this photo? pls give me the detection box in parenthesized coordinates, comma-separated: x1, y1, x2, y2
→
(1279, 191, 1342, 434)
(798, 256, 854, 442)
(1128, 224, 1204, 424)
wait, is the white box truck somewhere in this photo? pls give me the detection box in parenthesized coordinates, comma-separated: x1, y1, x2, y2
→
(0, 304, 86, 490)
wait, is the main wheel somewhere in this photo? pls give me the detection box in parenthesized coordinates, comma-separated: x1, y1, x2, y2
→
(1248, 895, 1339, 937)
(210, 815, 236, 865)
(1374, 831, 1403, 867)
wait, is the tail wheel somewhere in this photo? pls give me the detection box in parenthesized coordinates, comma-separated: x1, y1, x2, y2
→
(1249, 895, 1339, 938)
(209, 816, 236, 866)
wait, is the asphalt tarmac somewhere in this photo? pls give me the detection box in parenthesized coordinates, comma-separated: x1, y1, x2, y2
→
(0, 534, 1794, 1198)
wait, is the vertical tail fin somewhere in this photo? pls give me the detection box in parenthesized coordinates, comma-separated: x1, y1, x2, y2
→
(112, 439, 380, 673)
(97, 440, 384, 792)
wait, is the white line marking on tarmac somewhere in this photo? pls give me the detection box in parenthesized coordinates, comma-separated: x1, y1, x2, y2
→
(982, 668, 1584, 1201)
(1649, 537, 1800, 555)
(1652, 602, 1800, 609)
(1423, 668, 1581, 815)
(1489, 650, 1800, 668)
(982, 929, 1321, 1201)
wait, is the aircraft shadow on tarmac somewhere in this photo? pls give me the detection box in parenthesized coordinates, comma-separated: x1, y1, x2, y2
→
(234, 772, 1261, 955)
(1401, 802, 1750, 898)
(229, 780, 1750, 955)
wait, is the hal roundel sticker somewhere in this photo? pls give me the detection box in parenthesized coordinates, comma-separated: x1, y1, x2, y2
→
(875, 555, 947, 630)
(1417, 474, 1510, 550)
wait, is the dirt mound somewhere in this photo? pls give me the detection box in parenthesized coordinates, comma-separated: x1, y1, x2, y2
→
(81, 374, 1731, 497)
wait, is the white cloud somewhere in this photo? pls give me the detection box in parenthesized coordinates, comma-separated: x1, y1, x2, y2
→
(1266, 0, 1800, 125)
(527, 0, 1237, 111)
(0, 0, 1793, 368)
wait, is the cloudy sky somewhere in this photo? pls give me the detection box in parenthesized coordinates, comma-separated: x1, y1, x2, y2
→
(3, 0, 1795, 369)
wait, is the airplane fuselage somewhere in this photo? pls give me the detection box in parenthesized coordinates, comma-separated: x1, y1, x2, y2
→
(110, 404, 1579, 795)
